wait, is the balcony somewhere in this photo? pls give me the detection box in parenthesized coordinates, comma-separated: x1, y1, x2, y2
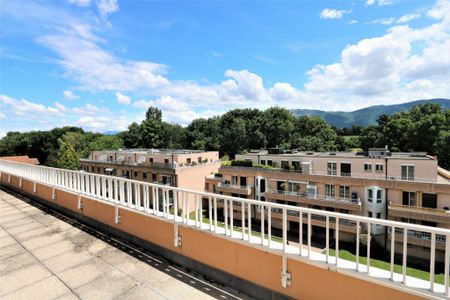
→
(388, 202, 450, 224)
(265, 189, 361, 211)
(270, 208, 358, 233)
(80, 158, 176, 169)
(216, 182, 252, 195)
(388, 227, 447, 250)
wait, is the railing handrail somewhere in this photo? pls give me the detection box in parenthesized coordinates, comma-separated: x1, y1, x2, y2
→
(266, 189, 361, 205)
(1, 159, 449, 297)
(217, 182, 252, 190)
(1, 160, 449, 236)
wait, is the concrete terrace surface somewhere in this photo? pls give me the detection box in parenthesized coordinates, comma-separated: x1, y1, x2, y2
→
(0, 189, 250, 300)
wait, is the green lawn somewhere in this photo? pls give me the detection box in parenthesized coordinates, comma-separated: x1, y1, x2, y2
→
(328, 249, 445, 284)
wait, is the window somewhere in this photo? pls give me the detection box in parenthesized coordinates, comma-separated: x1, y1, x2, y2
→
(375, 163, 384, 172)
(261, 160, 266, 165)
(325, 184, 335, 198)
(149, 158, 154, 163)
(198, 157, 202, 163)
(368, 211, 372, 218)
(307, 185, 317, 199)
(205, 183, 209, 190)
(364, 163, 372, 172)
(368, 189, 373, 202)
(376, 213, 381, 219)
(376, 190, 382, 203)
(339, 186, 350, 199)
(231, 176, 238, 185)
(97, 167, 101, 172)
(327, 162, 337, 176)
(152, 173, 157, 182)
(281, 161, 289, 169)
(186, 158, 191, 164)
(401, 165, 414, 181)
(267, 160, 273, 166)
(164, 158, 169, 164)
(292, 161, 300, 170)
(134, 171, 138, 177)
(143, 172, 147, 179)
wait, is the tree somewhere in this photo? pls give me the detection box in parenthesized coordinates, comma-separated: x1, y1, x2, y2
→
(291, 116, 339, 151)
(57, 139, 79, 170)
(261, 107, 294, 148)
(161, 123, 187, 149)
(121, 122, 142, 148)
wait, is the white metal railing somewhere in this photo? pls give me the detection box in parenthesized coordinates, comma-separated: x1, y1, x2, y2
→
(217, 182, 252, 191)
(0, 160, 449, 298)
(267, 189, 361, 206)
(220, 166, 445, 184)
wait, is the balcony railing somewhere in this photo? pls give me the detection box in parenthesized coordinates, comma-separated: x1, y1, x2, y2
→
(1, 159, 449, 298)
(266, 189, 361, 206)
(389, 202, 450, 224)
(216, 182, 252, 195)
(220, 166, 445, 184)
(80, 158, 176, 169)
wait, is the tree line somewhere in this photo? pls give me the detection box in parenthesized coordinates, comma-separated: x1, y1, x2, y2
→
(1, 103, 448, 170)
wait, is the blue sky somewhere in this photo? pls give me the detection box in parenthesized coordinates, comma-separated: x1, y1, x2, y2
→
(0, 0, 449, 134)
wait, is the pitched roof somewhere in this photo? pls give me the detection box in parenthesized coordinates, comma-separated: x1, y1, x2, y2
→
(0, 156, 40, 165)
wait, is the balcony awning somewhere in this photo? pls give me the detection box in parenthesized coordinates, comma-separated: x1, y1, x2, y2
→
(105, 168, 115, 172)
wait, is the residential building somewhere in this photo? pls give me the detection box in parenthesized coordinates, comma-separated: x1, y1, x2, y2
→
(205, 148, 450, 262)
(80, 149, 220, 210)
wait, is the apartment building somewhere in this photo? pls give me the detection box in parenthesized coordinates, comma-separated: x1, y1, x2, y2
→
(80, 149, 220, 209)
(205, 148, 450, 262)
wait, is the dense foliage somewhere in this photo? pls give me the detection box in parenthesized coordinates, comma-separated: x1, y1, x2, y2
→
(359, 103, 450, 169)
(1, 103, 448, 169)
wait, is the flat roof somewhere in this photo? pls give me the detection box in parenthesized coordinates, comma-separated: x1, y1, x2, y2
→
(95, 149, 214, 155)
(238, 150, 434, 160)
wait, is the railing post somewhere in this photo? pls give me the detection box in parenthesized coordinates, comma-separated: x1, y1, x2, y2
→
(335, 217, 339, 267)
(282, 208, 287, 252)
(390, 226, 395, 281)
(355, 221, 360, 271)
(429, 233, 435, 292)
(402, 227, 407, 284)
(308, 213, 311, 259)
(445, 234, 449, 297)
(367, 222, 371, 275)
(326, 215, 329, 263)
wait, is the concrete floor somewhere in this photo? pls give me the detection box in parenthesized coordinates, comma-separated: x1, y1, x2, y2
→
(0, 189, 250, 300)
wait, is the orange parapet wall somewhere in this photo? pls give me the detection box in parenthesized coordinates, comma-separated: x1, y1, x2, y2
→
(0, 172, 424, 300)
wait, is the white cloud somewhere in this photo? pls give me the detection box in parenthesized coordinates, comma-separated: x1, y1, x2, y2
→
(371, 18, 395, 25)
(348, 20, 358, 24)
(63, 90, 79, 101)
(396, 13, 421, 23)
(366, 0, 395, 6)
(67, 0, 91, 7)
(320, 9, 351, 20)
(116, 91, 131, 105)
(427, 0, 450, 19)
(96, 0, 118, 22)
(0, 95, 63, 117)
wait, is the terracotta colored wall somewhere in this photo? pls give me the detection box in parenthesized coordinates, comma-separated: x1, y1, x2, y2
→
(0, 173, 424, 300)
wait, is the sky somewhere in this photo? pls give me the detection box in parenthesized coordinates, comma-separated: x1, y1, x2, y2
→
(0, 0, 449, 135)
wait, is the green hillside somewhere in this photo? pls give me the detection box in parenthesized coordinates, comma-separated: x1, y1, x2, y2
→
(291, 98, 450, 128)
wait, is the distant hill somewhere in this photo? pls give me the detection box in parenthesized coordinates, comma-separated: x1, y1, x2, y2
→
(291, 98, 450, 128)
(102, 130, 120, 135)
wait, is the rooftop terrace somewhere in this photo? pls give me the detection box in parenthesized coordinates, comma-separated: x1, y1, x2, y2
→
(0, 189, 247, 300)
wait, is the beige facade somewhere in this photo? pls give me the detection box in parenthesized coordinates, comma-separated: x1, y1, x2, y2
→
(80, 149, 220, 211)
(206, 149, 450, 261)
